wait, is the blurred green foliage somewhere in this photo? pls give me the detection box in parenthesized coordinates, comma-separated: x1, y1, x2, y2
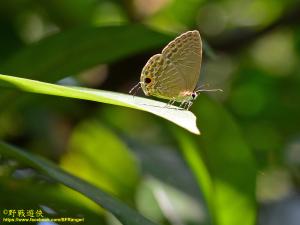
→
(1, 0, 300, 225)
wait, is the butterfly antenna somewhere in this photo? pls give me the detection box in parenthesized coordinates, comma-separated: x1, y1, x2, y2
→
(197, 83, 210, 89)
(196, 88, 223, 93)
(129, 82, 142, 96)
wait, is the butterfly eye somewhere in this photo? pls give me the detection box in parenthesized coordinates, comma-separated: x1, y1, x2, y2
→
(144, 77, 152, 84)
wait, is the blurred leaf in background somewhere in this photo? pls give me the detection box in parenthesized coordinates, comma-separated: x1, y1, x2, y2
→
(61, 119, 140, 200)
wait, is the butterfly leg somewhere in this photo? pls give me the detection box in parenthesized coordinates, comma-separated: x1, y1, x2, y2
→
(184, 101, 190, 110)
(179, 101, 189, 110)
(165, 99, 172, 108)
(129, 82, 141, 97)
(165, 98, 176, 108)
(180, 101, 190, 110)
(186, 101, 193, 110)
(179, 101, 186, 109)
(170, 98, 176, 107)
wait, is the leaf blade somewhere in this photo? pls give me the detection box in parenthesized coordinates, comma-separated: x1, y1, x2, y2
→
(179, 96, 257, 225)
(0, 74, 200, 134)
(0, 25, 172, 81)
(0, 141, 160, 225)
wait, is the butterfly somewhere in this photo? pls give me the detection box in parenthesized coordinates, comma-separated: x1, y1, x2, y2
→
(130, 30, 221, 110)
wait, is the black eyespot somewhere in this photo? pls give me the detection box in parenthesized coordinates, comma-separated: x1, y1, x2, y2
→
(144, 77, 152, 84)
(192, 93, 196, 99)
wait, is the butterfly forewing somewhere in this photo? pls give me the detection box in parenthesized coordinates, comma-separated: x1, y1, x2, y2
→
(162, 30, 202, 92)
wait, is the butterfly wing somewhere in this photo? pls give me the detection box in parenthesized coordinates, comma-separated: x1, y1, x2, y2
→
(162, 30, 202, 92)
(140, 54, 186, 100)
(140, 30, 202, 101)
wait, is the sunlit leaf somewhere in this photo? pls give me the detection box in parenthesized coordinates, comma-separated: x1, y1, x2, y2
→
(0, 74, 200, 134)
(62, 120, 140, 199)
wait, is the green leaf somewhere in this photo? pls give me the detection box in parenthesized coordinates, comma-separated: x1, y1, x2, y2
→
(0, 180, 106, 225)
(0, 25, 172, 110)
(174, 130, 214, 224)
(148, 0, 204, 30)
(175, 96, 257, 225)
(0, 141, 159, 225)
(0, 25, 171, 81)
(0, 74, 200, 134)
(100, 106, 204, 200)
(61, 119, 140, 199)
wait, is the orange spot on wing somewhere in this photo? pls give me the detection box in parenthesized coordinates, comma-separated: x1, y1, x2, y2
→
(180, 90, 193, 96)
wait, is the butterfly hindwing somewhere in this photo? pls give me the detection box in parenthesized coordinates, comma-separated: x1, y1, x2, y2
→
(140, 54, 186, 100)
